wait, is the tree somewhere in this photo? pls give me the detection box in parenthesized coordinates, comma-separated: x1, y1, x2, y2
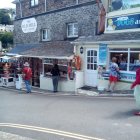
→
(0, 9, 12, 25)
(0, 32, 13, 48)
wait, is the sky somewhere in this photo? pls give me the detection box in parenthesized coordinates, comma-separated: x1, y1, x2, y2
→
(0, 0, 16, 9)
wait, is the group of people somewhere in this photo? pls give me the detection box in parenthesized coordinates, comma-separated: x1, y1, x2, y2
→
(22, 61, 60, 94)
(107, 57, 140, 116)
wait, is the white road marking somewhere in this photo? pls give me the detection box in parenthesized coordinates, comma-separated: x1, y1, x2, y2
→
(0, 123, 105, 140)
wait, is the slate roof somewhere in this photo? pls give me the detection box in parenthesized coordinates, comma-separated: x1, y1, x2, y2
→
(73, 31, 140, 43)
(20, 41, 74, 58)
(9, 44, 40, 54)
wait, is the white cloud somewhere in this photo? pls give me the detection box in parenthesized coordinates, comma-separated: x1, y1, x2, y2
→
(0, 0, 16, 9)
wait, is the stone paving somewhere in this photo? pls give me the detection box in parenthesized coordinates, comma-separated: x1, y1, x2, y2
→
(0, 131, 36, 140)
(0, 85, 134, 97)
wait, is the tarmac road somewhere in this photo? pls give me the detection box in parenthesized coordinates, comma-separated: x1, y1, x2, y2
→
(0, 88, 140, 140)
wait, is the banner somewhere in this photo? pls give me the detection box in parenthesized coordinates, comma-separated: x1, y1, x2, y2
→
(99, 44, 107, 65)
(106, 14, 140, 31)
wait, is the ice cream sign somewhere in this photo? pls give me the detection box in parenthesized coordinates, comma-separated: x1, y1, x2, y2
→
(106, 14, 140, 31)
(21, 18, 37, 33)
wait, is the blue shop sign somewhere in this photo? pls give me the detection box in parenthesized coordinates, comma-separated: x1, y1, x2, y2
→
(99, 44, 107, 65)
(106, 14, 140, 31)
(101, 71, 135, 82)
(120, 73, 135, 82)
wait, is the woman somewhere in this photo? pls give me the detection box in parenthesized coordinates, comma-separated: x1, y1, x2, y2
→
(51, 63, 60, 92)
(107, 57, 119, 92)
(131, 68, 140, 116)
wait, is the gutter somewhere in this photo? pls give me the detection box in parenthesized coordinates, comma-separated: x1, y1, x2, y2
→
(71, 40, 140, 45)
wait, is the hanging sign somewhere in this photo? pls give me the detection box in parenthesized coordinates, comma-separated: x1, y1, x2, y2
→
(99, 44, 107, 65)
(106, 14, 140, 31)
(21, 18, 37, 33)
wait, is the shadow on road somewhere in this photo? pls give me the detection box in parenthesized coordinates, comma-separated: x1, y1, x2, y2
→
(108, 109, 139, 119)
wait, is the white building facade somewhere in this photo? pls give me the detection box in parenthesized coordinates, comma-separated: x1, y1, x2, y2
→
(73, 0, 140, 91)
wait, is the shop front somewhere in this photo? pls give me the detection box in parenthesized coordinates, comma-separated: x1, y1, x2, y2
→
(18, 41, 84, 92)
(73, 33, 140, 91)
(40, 57, 79, 92)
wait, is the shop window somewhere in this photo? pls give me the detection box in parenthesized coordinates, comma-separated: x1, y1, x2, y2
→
(109, 48, 140, 72)
(109, 0, 140, 12)
(31, 0, 38, 7)
(129, 52, 140, 71)
(41, 29, 50, 41)
(67, 23, 78, 38)
(110, 52, 128, 71)
(43, 58, 68, 79)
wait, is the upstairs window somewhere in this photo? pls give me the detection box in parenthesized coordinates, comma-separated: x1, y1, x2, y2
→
(109, 0, 140, 12)
(42, 29, 51, 41)
(31, 0, 39, 7)
(67, 23, 78, 38)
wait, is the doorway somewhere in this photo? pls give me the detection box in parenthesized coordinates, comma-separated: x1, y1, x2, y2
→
(85, 48, 98, 87)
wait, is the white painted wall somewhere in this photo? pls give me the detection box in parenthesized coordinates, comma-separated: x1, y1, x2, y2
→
(40, 76, 75, 92)
(98, 79, 132, 91)
(75, 71, 84, 92)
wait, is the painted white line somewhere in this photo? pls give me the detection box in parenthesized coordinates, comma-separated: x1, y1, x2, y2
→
(0, 123, 105, 140)
(88, 96, 134, 100)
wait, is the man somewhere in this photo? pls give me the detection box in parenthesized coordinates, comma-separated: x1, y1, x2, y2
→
(131, 68, 140, 116)
(51, 61, 60, 92)
(22, 62, 32, 93)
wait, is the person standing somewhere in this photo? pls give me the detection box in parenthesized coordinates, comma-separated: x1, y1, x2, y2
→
(22, 62, 32, 93)
(107, 57, 119, 92)
(131, 67, 140, 116)
(51, 62, 60, 92)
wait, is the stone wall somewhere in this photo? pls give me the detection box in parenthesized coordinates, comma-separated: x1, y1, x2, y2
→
(16, 0, 96, 19)
(14, 3, 99, 45)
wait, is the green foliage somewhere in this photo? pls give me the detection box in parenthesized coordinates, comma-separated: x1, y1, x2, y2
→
(0, 9, 12, 25)
(0, 32, 13, 48)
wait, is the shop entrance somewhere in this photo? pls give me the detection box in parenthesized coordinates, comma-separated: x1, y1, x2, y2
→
(31, 58, 42, 87)
(85, 48, 98, 87)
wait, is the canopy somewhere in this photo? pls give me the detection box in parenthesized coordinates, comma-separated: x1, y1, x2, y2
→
(0, 56, 12, 60)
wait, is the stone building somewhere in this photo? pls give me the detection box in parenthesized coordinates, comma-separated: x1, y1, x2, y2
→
(11, 0, 100, 91)
(73, 0, 140, 92)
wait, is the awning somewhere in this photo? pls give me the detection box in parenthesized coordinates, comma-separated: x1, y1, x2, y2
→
(0, 56, 12, 60)
(20, 41, 74, 60)
(72, 31, 140, 45)
(9, 44, 40, 55)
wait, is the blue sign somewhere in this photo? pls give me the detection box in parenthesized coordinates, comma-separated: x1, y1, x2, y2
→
(101, 71, 136, 82)
(99, 44, 107, 65)
(106, 14, 140, 31)
(120, 73, 135, 82)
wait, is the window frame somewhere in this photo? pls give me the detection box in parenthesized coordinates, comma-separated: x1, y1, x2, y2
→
(31, 0, 39, 7)
(41, 28, 51, 41)
(109, 48, 140, 73)
(67, 22, 78, 38)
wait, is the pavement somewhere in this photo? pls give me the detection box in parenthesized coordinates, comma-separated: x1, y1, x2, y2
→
(77, 86, 134, 97)
(0, 85, 134, 97)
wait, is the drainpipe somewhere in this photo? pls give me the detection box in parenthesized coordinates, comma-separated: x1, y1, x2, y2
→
(45, 0, 47, 12)
(19, 0, 23, 18)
